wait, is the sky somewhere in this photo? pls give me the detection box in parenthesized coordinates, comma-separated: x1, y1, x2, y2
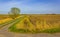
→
(0, 0, 60, 14)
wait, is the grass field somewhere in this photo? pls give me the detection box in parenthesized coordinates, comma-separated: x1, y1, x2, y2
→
(0, 14, 60, 33)
(0, 14, 13, 24)
(8, 14, 60, 33)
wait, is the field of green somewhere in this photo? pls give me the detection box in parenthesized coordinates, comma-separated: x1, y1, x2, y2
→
(0, 14, 60, 34)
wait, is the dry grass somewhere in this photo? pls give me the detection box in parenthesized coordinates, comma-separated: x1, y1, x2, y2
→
(0, 15, 13, 24)
(9, 14, 60, 33)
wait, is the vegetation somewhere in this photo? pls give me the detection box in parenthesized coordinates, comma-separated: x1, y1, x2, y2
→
(8, 14, 60, 33)
(8, 7, 20, 19)
(0, 18, 12, 24)
(0, 7, 60, 34)
(0, 16, 21, 29)
(0, 7, 60, 33)
(0, 14, 60, 34)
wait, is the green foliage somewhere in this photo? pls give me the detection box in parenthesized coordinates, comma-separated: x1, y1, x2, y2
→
(40, 28, 60, 34)
(9, 24, 31, 33)
(9, 24, 60, 34)
(8, 7, 20, 19)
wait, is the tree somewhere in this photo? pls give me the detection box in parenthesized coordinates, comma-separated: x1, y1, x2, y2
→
(8, 7, 20, 19)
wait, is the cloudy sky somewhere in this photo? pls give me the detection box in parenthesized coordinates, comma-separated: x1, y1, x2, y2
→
(0, 0, 60, 14)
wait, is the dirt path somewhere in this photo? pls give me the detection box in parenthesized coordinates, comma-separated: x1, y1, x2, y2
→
(0, 17, 20, 37)
(0, 33, 60, 37)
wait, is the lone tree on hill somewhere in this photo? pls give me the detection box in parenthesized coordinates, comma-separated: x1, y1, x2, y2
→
(8, 7, 20, 19)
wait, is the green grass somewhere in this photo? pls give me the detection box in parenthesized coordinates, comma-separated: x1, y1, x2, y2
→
(9, 23, 60, 34)
(9, 22, 31, 33)
(40, 28, 60, 34)
(9, 26, 31, 33)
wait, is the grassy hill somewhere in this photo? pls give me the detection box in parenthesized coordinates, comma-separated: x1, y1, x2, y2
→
(8, 14, 60, 33)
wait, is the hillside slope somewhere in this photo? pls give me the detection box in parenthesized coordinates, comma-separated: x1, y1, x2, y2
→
(9, 14, 60, 33)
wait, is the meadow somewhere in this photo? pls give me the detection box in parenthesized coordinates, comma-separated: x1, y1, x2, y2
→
(0, 14, 12, 24)
(0, 14, 60, 33)
(8, 14, 60, 33)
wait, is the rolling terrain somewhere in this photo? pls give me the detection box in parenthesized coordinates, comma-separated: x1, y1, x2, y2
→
(9, 14, 60, 33)
(0, 14, 60, 37)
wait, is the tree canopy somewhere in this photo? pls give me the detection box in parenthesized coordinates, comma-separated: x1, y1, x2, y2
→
(8, 7, 20, 19)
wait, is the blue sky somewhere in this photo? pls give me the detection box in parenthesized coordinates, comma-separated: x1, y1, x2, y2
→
(0, 0, 60, 14)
